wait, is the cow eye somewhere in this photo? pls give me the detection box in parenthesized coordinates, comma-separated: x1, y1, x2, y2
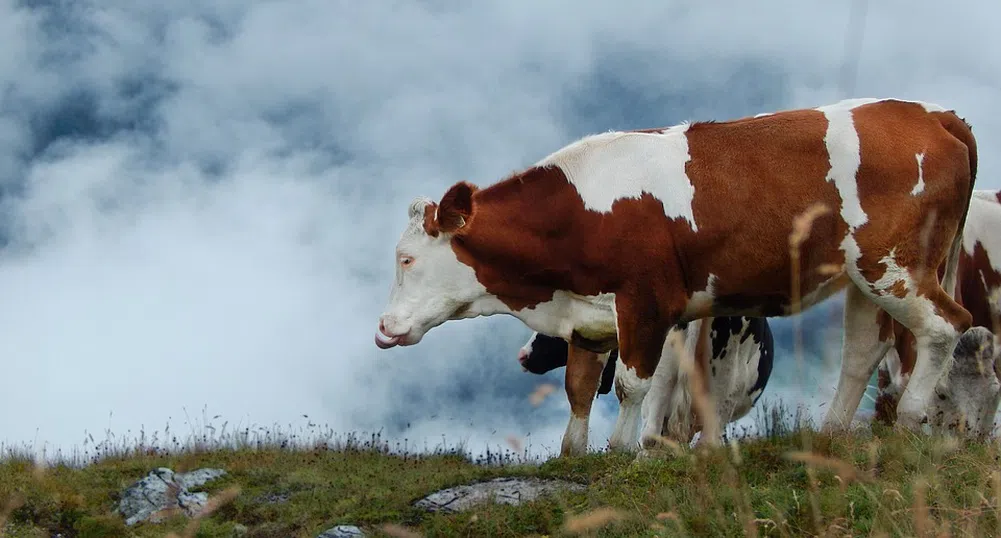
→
(400, 255, 415, 267)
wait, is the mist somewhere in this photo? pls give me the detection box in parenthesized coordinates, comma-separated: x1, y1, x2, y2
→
(1, 0, 999, 460)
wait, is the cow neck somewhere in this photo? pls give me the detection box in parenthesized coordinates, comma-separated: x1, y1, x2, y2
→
(450, 165, 604, 312)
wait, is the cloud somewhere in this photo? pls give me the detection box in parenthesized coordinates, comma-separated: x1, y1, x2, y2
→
(0, 0, 998, 459)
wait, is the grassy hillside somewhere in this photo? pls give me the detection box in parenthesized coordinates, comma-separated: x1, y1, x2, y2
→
(2, 403, 1000, 538)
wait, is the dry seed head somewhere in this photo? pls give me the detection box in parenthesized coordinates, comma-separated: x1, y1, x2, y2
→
(563, 507, 629, 534)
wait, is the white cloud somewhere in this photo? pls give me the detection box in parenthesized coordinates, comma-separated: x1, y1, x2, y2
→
(0, 0, 998, 459)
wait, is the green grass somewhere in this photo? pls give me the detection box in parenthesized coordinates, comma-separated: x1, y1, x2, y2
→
(3, 403, 1001, 538)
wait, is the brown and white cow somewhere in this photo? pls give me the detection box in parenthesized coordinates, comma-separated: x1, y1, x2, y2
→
(517, 316, 773, 455)
(375, 98, 978, 453)
(873, 190, 1001, 437)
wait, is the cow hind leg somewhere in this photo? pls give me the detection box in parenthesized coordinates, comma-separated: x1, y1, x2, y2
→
(821, 285, 895, 432)
(889, 285, 971, 431)
(561, 346, 607, 457)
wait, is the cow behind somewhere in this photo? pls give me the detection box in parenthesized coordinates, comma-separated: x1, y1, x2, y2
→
(375, 98, 978, 453)
(517, 316, 773, 455)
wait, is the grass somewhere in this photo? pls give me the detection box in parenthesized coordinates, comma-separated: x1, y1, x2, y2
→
(4, 205, 996, 537)
(2, 401, 1001, 538)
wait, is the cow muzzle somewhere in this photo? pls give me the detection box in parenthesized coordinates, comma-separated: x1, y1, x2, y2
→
(375, 315, 411, 349)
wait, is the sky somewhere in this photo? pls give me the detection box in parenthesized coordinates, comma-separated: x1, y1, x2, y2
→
(1, 0, 999, 462)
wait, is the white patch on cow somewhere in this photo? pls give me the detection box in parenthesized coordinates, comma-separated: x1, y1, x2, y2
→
(962, 197, 1001, 270)
(917, 101, 948, 113)
(911, 153, 926, 196)
(754, 112, 773, 118)
(513, 291, 618, 344)
(816, 99, 871, 231)
(535, 123, 699, 231)
(873, 248, 914, 297)
(608, 360, 649, 452)
(562, 415, 590, 456)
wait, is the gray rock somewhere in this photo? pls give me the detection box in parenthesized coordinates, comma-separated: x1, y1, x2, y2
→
(116, 467, 227, 526)
(414, 477, 585, 513)
(318, 525, 366, 537)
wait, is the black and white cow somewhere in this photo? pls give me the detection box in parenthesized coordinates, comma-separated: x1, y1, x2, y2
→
(518, 316, 774, 455)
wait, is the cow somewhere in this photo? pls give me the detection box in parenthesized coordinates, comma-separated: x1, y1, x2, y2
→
(375, 97, 978, 455)
(516, 314, 772, 452)
(516, 316, 773, 455)
(873, 190, 1001, 437)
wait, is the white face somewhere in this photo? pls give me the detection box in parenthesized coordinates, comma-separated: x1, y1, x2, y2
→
(929, 326, 1001, 436)
(374, 197, 488, 349)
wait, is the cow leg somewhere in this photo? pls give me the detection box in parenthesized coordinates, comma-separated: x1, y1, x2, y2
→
(560, 345, 607, 457)
(638, 329, 685, 454)
(608, 359, 649, 452)
(612, 294, 677, 455)
(821, 285, 895, 432)
(890, 284, 971, 431)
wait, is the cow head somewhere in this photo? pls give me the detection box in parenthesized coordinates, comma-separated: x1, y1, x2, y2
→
(929, 326, 1001, 437)
(518, 332, 570, 374)
(375, 182, 485, 349)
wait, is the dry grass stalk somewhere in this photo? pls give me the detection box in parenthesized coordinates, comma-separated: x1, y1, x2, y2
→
(671, 325, 722, 448)
(642, 434, 686, 457)
(165, 486, 241, 538)
(529, 383, 557, 407)
(379, 523, 425, 538)
(0, 493, 25, 538)
(992, 471, 1001, 533)
(787, 202, 831, 534)
(914, 210, 938, 289)
(562, 506, 629, 534)
(913, 478, 931, 537)
(785, 451, 871, 490)
(764, 500, 792, 538)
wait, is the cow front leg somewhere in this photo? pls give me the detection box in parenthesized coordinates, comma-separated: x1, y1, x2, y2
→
(608, 358, 649, 452)
(560, 345, 607, 457)
(637, 329, 684, 455)
(613, 293, 677, 457)
(821, 286, 895, 432)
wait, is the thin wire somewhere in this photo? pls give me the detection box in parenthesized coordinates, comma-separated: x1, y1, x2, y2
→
(838, 0, 870, 98)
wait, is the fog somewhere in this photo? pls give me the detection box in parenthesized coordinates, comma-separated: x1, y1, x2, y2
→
(1, 0, 998, 461)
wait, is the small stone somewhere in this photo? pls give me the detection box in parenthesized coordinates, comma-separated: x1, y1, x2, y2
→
(116, 467, 227, 526)
(318, 525, 366, 537)
(414, 477, 585, 513)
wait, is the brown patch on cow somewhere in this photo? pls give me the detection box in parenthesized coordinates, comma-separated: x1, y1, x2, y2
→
(679, 110, 850, 316)
(427, 100, 977, 380)
(958, 241, 1001, 331)
(564, 344, 605, 420)
(848, 103, 971, 321)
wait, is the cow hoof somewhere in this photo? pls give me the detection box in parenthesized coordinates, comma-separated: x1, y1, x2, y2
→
(894, 411, 928, 433)
(634, 448, 656, 462)
(607, 442, 638, 454)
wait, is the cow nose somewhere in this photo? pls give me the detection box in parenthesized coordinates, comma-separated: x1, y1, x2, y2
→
(517, 348, 528, 363)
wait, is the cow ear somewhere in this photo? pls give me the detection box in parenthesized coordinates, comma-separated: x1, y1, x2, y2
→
(437, 181, 478, 234)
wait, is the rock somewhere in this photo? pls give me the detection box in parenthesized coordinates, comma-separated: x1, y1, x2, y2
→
(414, 477, 585, 513)
(116, 467, 227, 526)
(318, 525, 366, 537)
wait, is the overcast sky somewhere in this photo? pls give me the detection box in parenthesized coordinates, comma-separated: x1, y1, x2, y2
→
(1, 0, 999, 461)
